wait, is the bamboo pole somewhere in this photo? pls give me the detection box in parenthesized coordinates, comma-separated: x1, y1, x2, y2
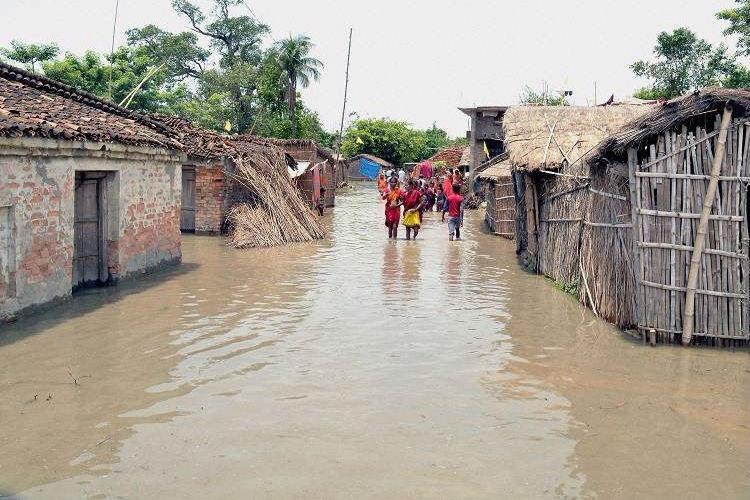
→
(682, 103, 734, 345)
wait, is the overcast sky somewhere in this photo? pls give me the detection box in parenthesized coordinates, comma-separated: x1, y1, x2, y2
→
(2, 0, 739, 136)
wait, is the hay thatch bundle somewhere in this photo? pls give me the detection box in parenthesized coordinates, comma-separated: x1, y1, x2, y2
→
(503, 105, 652, 171)
(226, 141, 325, 248)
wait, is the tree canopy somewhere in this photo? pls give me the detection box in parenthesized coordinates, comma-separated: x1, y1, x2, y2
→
(0, 0, 333, 143)
(718, 0, 750, 57)
(1, 41, 59, 73)
(630, 28, 740, 99)
(341, 119, 458, 166)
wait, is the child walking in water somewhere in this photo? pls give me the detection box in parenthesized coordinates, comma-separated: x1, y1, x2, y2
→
(442, 183, 464, 241)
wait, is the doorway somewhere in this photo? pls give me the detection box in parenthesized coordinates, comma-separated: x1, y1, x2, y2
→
(73, 171, 107, 291)
(181, 167, 196, 232)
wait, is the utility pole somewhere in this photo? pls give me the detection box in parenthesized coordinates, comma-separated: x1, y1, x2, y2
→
(336, 28, 353, 159)
(108, 0, 120, 102)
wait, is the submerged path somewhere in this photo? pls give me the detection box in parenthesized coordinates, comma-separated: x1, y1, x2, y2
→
(0, 185, 748, 499)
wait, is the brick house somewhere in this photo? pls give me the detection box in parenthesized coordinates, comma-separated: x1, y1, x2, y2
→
(151, 117, 299, 235)
(0, 62, 185, 320)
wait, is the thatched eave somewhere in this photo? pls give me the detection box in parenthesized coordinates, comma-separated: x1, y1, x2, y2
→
(589, 87, 750, 167)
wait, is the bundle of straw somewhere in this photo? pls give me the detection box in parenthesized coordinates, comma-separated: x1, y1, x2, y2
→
(225, 142, 326, 248)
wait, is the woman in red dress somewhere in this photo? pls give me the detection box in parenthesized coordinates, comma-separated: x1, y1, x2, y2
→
(402, 179, 426, 240)
(382, 176, 403, 239)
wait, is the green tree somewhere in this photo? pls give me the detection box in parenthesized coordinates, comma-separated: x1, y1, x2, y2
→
(41, 47, 178, 111)
(341, 118, 428, 166)
(631, 28, 736, 99)
(272, 34, 323, 138)
(125, 25, 209, 82)
(421, 123, 452, 156)
(1, 40, 58, 72)
(169, 0, 269, 131)
(718, 1, 750, 56)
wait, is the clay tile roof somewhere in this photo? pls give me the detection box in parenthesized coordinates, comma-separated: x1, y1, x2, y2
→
(149, 114, 292, 165)
(0, 61, 181, 150)
(427, 146, 465, 168)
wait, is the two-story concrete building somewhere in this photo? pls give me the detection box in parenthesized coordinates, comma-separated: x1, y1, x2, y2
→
(459, 106, 508, 178)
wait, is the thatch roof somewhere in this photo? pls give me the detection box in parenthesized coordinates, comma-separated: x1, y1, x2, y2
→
(477, 160, 512, 181)
(590, 87, 750, 165)
(503, 104, 653, 171)
(149, 115, 296, 166)
(260, 137, 335, 164)
(459, 146, 471, 166)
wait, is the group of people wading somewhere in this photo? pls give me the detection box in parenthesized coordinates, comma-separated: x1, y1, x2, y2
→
(377, 161, 465, 241)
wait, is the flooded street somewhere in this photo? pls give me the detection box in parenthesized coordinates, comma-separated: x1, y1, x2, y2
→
(1, 185, 748, 499)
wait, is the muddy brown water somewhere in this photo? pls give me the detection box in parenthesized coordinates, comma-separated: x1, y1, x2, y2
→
(0, 185, 748, 499)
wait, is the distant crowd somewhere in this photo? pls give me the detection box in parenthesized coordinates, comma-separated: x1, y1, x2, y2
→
(377, 161, 465, 241)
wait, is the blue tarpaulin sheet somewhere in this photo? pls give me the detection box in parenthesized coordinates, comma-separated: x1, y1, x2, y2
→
(359, 158, 380, 180)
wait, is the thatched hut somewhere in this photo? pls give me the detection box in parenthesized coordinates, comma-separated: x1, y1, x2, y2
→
(477, 156, 515, 238)
(150, 116, 325, 247)
(261, 138, 336, 208)
(587, 88, 750, 346)
(507, 104, 652, 281)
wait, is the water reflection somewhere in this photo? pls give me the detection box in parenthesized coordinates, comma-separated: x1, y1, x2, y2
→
(0, 185, 747, 499)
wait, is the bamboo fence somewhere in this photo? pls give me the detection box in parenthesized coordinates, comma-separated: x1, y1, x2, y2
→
(628, 111, 750, 346)
(484, 179, 516, 239)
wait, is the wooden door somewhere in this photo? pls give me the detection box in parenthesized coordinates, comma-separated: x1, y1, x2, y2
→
(0, 206, 14, 299)
(181, 167, 196, 232)
(73, 172, 104, 290)
(629, 117, 750, 343)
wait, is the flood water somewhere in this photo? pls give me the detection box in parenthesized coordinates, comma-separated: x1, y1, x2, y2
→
(1, 185, 748, 499)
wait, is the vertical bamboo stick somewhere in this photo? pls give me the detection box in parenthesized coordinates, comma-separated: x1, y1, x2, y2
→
(683, 103, 734, 345)
(628, 149, 643, 336)
(669, 134, 680, 342)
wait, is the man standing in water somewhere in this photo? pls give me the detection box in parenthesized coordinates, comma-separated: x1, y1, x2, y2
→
(382, 176, 403, 239)
(442, 183, 464, 241)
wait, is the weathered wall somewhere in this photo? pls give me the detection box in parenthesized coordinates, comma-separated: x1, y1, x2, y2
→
(193, 161, 227, 234)
(117, 159, 181, 278)
(0, 139, 182, 320)
(0, 152, 73, 319)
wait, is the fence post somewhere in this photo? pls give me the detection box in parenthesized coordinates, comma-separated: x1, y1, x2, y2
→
(628, 148, 643, 337)
(682, 103, 734, 345)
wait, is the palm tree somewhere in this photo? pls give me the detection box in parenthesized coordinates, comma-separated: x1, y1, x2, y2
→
(273, 34, 323, 138)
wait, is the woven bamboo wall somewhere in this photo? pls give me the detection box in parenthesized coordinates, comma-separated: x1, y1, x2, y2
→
(579, 168, 637, 327)
(484, 178, 516, 239)
(536, 170, 588, 287)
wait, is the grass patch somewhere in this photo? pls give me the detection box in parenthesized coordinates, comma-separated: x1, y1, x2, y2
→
(551, 278, 579, 297)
